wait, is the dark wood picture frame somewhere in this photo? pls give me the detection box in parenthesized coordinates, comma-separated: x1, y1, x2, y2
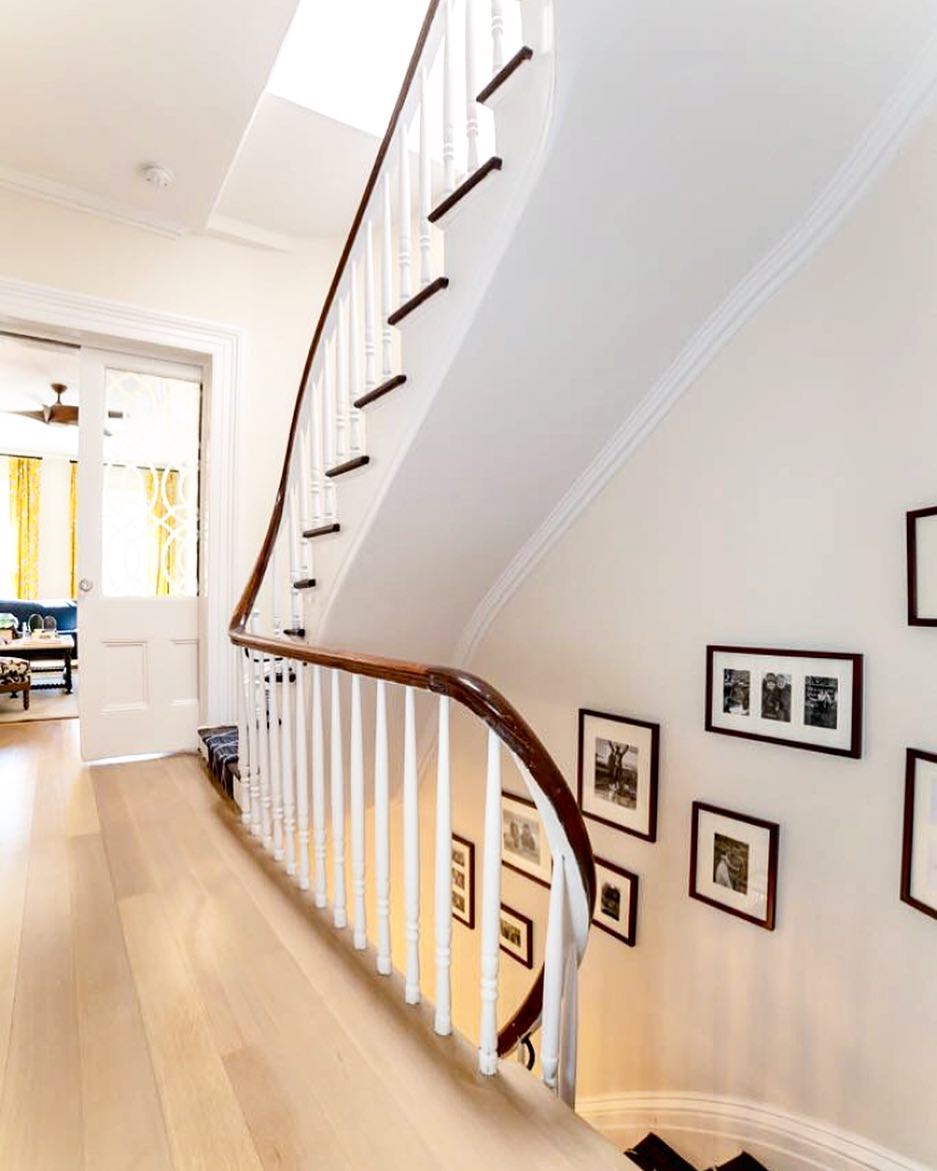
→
(689, 801, 780, 930)
(592, 857, 639, 946)
(907, 506, 937, 626)
(501, 791, 552, 889)
(577, 708, 659, 842)
(498, 903, 533, 968)
(705, 645, 863, 758)
(901, 749, 937, 921)
(451, 833, 476, 929)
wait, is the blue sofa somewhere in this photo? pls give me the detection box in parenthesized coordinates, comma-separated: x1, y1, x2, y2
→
(0, 599, 78, 656)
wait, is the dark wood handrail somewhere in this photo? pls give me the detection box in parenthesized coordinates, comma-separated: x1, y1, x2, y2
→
(228, 1, 594, 1057)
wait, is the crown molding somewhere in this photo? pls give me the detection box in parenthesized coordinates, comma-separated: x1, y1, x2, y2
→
(577, 1090, 931, 1171)
(455, 25, 937, 666)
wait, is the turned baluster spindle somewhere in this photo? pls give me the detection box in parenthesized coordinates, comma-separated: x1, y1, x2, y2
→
(374, 679, 392, 975)
(433, 695, 453, 1035)
(418, 68, 432, 289)
(364, 222, 377, 394)
(280, 655, 296, 876)
(403, 685, 420, 1004)
(237, 648, 251, 826)
(397, 122, 412, 303)
(257, 650, 273, 848)
(442, 0, 456, 195)
(381, 175, 394, 379)
(286, 488, 301, 627)
(325, 332, 338, 472)
(350, 674, 367, 949)
(299, 422, 313, 534)
(311, 664, 328, 907)
(541, 855, 568, 1092)
(336, 297, 349, 464)
(267, 565, 284, 861)
(465, 0, 480, 171)
(247, 623, 263, 840)
(478, 727, 502, 1075)
(491, 0, 504, 73)
(330, 669, 348, 928)
(295, 662, 311, 891)
(349, 260, 364, 455)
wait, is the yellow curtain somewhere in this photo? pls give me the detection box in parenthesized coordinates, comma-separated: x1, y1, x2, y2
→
(8, 456, 41, 600)
(68, 461, 78, 598)
(144, 467, 179, 596)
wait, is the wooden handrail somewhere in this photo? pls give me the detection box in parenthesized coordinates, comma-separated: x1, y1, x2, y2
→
(228, 0, 594, 1058)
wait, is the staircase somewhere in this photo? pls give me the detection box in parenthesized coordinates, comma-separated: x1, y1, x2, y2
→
(627, 1134, 770, 1171)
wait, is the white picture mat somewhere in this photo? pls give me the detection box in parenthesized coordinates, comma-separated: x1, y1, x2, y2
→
(915, 512, 937, 617)
(501, 794, 551, 883)
(911, 756, 937, 910)
(594, 861, 635, 937)
(710, 651, 854, 751)
(581, 714, 653, 834)
(695, 809, 772, 920)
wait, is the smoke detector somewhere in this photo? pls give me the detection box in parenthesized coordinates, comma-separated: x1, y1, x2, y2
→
(141, 163, 174, 191)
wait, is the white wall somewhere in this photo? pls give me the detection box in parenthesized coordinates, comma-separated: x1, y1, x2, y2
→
(453, 107, 937, 1168)
(0, 187, 341, 583)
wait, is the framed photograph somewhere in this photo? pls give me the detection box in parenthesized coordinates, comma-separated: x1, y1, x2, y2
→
(689, 802, 780, 930)
(577, 709, 659, 841)
(907, 506, 937, 625)
(705, 645, 863, 758)
(901, 749, 937, 921)
(501, 792, 552, 888)
(451, 833, 475, 929)
(592, 858, 639, 946)
(499, 904, 533, 968)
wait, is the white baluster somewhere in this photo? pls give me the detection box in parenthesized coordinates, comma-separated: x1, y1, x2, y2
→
(299, 423, 313, 534)
(270, 537, 281, 632)
(465, 0, 480, 171)
(442, 0, 456, 195)
(237, 648, 251, 825)
(559, 933, 579, 1106)
(374, 679, 392, 975)
(295, 662, 311, 891)
(418, 68, 432, 289)
(350, 674, 367, 949)
(364, 221, 377, 393)
(349, 260, 364, 456)
(268, 651, 284, 862)
(398, 122, 412, 303)
(381, 175, 394, 378)
(311, 665, 328, 907)
(248, 641, 263, 839)
(256, 653, 272, 848)
(491, 0, 504, 73)
(403, 685, 420, 1004)
(330, 669, 347, 928)
(325, 332, 338, 472)
(478, 727, 502, 1075)
(336, 297, 349, 464)
(434, 695, 452, 1035)
(295, 481, 312, 594)
(286, 487, 301, 628)
(280, 657, 296, 876)
(541, 854, 568, 1092)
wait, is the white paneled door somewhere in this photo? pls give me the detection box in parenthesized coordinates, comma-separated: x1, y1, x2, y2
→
(77, 349, 203, 760)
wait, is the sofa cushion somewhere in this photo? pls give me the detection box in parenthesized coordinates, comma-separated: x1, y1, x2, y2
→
(0, 657, 30, 684)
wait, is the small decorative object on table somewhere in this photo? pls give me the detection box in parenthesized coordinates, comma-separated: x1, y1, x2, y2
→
(451, 833, 475, 928)
(498, 903, 533, 968)
(901, 748, 937, 921)
(592, 857, 639, 946)
(578, 708, 659, 841)
(907, 505, 937, 625)
(501, 792, 551, 887)
(690, 802, 779, 930)
(705, 645, 863, 757)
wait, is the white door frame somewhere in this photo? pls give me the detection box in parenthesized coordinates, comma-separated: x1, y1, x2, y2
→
(0, 274, 242, 726)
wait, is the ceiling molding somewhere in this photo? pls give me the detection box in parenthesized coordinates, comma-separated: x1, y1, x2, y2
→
(203, 214, 296, 253)
(454, 24, 937, 666)
(0, 163, 188, 238)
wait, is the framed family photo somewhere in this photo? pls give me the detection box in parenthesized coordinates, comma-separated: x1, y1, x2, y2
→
(501, 793, 551, 888)
(451, 833, 475, 929)
(705, 646, 863, 758)
(577, 709, 659, 841)
(592, 858, 639, 946)
(689, 802, 779, 930)
(907, 506, 937, 626)
(901, 749, 937, 922)
(499, 904, 533, 968)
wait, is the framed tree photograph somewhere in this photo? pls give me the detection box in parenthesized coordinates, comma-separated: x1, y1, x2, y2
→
(501, 792, 552, 888)
(901, 749, 937, 921)
(451, 833, 475, 929)
(498, 904, 533, 968)
(577, 709, 659, 841)
(689, 802, 780, 930)
(592, 858, 639, 946)
(705, 646, 863, 758)
(907, 506, 937, 625)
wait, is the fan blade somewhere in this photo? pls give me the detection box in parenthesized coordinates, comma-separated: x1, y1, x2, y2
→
(6, 410, 46, 422)
(106, 410, 125, 419)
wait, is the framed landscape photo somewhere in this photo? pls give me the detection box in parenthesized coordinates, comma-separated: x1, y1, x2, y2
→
(501, 792, 552, 888)
(592, 858, 639, 946)
(705, 646, 863, 758)
(451, 833, 475, 929)
(907, 506, 937, 625)
(577, 709, 659, 841)
(901, 749, 937, 922)
(498, 904, 533, 968)
(689, 802, 779, 930)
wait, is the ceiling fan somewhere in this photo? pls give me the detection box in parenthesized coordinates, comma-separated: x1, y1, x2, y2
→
(8, 382, 124, 432)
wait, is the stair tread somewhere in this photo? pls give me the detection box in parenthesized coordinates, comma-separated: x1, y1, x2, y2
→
(354, 373, 407, 409)
(477, 45, 534, 104)
(292, 579, 316, 590)
(628, 1133, 698, 1171)
(387, 277, 449, 327)
(428, 157, 502, 224)
(325, 455, 370, 479)
(717, 1155, 771, 1171)
(303, 522, 341, 539)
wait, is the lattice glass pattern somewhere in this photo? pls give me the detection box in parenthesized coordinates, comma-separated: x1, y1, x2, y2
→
(101, 368, 200, 598)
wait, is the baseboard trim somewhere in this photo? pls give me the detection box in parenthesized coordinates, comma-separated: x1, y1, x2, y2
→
(577, 1091, 932, 1171)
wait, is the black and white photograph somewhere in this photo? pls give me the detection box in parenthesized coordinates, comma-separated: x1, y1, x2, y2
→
(706, 646, 862, 757)
(690, 802, 779, 930)
(451, 833, 475, 928)
(498, 904, 533, 968)
(578, 710, 660, 841)
(901, 749, 937, 922)
(907, 505, 937, 625)
(501, 794, 551, 886)
(592, 858, 639, 945)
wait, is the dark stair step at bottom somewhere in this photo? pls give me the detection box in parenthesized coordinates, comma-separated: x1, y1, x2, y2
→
(627, 1133, 698, 1171)
(716, 1155, 771, 1171)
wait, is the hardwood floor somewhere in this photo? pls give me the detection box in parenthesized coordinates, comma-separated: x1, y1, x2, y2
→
(0, 720, 627, 1171)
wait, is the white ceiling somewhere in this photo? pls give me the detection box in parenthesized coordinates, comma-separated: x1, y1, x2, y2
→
(0, 335, 81, 459)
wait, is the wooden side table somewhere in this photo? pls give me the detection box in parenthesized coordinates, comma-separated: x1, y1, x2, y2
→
(12, 635, 75, 694)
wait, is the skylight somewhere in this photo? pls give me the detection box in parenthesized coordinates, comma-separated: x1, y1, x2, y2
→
(267, 0, 430, 136)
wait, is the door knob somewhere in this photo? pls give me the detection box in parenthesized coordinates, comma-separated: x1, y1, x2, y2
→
(78, 578, 94, 593)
